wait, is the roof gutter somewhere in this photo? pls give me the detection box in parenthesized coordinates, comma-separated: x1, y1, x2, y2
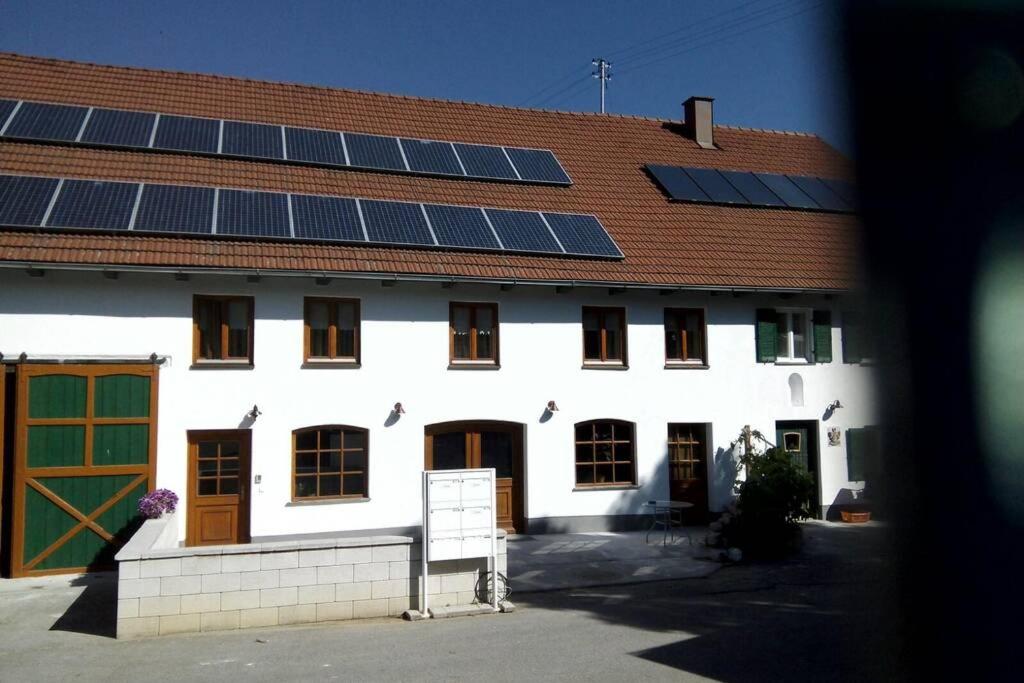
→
(0, 260, 850, 295)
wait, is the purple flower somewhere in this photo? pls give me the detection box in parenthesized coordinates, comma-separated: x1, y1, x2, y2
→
(138, 488, 179, 519)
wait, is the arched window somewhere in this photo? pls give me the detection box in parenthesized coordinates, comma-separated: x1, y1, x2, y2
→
(574, 420, 636, 487)
(789, 372, 805, 407)
(292, 426, 368, 500)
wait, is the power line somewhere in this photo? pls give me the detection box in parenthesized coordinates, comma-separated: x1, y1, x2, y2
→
(531, 74, 594, 109)
(616, 2, 825, 76)
(519, 63, 592, 106)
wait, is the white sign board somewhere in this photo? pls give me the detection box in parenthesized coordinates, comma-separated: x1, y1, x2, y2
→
(421, 469, 498, 613)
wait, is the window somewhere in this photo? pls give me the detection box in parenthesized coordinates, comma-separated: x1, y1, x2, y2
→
(449, 302, 498, 365)
(755, 308, 831, 363)
(574, 420, 636, 487)
(664, 308, 707, 365)
(193, 295, 254, 364)
(292, 426, 368, 500)
(582, 306, 627, 366)
(304, 298, 360, 364)
(668, 423, 706, 482)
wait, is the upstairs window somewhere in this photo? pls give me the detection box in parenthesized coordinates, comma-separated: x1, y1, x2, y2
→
(193, 295, 254, 365)
(664, 308, 707, 366)
(304, 298, 360, 364)
(450, 302, 499, 365)
(842, 311, 875, 364)
(293, 426, 368, 500)
(582, 306, 627, 366)
(574, 420, 636, 487)
(755, 308, 832, 364)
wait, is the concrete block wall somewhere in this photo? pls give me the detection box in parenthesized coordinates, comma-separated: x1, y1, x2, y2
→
(115, 513, 507, 639)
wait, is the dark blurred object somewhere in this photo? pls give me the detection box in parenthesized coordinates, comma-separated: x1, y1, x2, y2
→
(846, 1, 1024, 679)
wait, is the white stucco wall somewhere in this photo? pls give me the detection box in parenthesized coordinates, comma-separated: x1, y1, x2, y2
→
(0, 269, 876, 539)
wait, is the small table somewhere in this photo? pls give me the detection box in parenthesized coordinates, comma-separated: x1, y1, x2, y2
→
(643, 500, 694, 546)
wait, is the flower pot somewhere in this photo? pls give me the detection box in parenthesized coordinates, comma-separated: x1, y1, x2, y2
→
(840, 510, 871, 523)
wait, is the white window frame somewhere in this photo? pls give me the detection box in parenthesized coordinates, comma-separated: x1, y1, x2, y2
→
(776, 308, 812, 363)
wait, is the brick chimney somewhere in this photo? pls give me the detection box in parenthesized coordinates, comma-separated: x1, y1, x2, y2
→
(683, 96, 715, 149)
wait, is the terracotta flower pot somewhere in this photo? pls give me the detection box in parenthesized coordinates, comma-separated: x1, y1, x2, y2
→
(841, 510, 872, 523)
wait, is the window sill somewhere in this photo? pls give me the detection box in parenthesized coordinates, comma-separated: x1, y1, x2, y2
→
(448, 361, 500, 370)
(773, 359, 810, 366)
(572, 484, 641, 492)
(302, 360, 361, 369)
(190, 360, 254, 370)
(286, 497, 370, 507)
(664, 361, 709, 370)
(581, 362, 629, 371)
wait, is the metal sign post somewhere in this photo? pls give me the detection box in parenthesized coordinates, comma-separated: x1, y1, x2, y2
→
(421, 468, 498, 616)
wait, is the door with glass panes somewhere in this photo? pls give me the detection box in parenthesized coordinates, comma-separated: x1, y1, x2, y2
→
(424, 422, 524, 534)
(186, 430, 251, 546)
(667, 423, 709, 522)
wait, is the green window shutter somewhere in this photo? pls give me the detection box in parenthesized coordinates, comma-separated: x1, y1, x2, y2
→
(846, 428, 865, 481)
(812, 310, 832, 363)
(843, 311, 862, 364)
(755, 309, 777, 362)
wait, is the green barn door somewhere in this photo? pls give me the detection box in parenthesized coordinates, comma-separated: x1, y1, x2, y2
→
(12, 364, 157, 577)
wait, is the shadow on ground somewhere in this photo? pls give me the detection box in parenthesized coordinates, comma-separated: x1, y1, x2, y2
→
(49, 572, 117, 638)
(514, 522, 904, 682)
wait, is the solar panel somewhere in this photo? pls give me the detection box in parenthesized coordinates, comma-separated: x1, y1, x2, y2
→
(0, 175, 60, 226)
(80, 108, 156, 147)
(400, 139, 463, 176)
(485, 209, 562, 254)
(453, 144, 518, 180)
(646, 165, 710, 202)
(4, 102, 89, 141)
(821, 178, 857, 205)
(505, 148, 571, 184)
(542, 213, 622, 257)
(0, 99, 18, 130)
(46, 179, 138, 230)
(216, 189, 290, 237)
(361, 200, 435, 246)
(291, 194, 364, 242)
(424, 204, 499, 249)
(753, 173, 819, 209)
(684, 167, 749, 205)
(153, 115, 220, 154)
(133, 184, 215, 234)
(719, 171, 786, 206)
(222, 121, 284, 159)
(284, 127, 347, 166)
(788, 175, 851, 211)
(345, 133, 406, 171)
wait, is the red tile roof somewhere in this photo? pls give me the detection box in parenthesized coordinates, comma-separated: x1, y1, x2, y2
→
(0, 53, 860, 290)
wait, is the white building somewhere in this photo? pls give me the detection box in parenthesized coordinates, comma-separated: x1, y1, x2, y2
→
(0, 54, 874, 577)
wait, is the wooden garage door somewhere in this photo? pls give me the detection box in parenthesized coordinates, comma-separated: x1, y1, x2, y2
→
(11, 364, 157, 577)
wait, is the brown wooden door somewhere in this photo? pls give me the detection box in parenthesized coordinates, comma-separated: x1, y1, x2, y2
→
(667, 423, 709, 523)
(187, 430, 250, 546)
(425, 422, 524, 534)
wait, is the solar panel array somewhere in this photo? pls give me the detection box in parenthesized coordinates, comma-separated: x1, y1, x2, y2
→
(0, 173, 623, 259)
(646, 164, 856, 213)
(0, 98, 573, 186)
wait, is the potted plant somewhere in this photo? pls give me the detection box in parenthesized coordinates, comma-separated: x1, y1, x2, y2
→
(137, 488, 179, 519)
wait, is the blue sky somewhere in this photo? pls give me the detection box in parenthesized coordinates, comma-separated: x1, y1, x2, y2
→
(0, 0, 850, 151)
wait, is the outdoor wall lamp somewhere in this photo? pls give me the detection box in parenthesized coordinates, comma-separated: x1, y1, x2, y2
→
(247, 404, 262, 420)
(546, 400, 559, 412)
(828, 400, 844, 411)
(393, 402, 406, 415)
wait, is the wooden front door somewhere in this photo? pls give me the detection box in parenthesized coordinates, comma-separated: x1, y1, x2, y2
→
(667, 423, 709, 523)
(776, 421, 820, 516)
(425, 422, 524, 534)
(186, 431, 250, 546)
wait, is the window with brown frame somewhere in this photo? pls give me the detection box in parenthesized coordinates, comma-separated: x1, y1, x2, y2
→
(582, 306, 627, 365)
(293, 426, 368, 500)
(664, 308, 707, 365)
(193, 295, 254, 364)
(304, 298, 360, 364)
(450, 302, 499, 365)
(574, 420, 636, 487)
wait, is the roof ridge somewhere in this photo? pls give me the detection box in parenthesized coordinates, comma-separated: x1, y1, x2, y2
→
(0, 51, 820, 137)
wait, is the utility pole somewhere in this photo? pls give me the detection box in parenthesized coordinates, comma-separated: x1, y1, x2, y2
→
(592, 58, 611, 114)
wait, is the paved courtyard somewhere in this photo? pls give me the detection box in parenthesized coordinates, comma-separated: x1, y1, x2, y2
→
(0, 522, 897, 682)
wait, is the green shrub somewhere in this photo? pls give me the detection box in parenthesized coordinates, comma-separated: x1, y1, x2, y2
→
(723, 446, 815, 558)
